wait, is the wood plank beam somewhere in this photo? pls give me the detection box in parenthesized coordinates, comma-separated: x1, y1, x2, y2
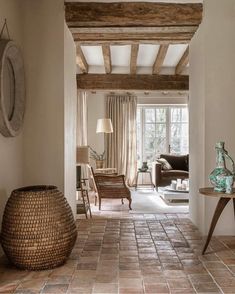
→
(175, 46, 189, 75)
(75, 39, 188, 46)
(72, 31, 194, 45)
(76, 45, 88, 74)
(65, 3, 203, 27)
(130, 44, 139, 74)
(102, 45, 112, 74)
(153, 45, 169, 75)
(77, 74, 189, 91)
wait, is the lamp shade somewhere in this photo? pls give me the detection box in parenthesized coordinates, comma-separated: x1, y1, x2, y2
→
(76, 146, 89, 164)
(96, 118, 113, 133)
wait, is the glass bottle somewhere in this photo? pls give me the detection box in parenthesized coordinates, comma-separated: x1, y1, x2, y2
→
(209, 142, 235, 192)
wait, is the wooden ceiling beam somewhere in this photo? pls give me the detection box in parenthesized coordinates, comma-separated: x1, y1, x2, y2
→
(153, 45, 169, 75)
(75, 40, 188, 46)
(72, 31, 195, 44)
(77, 74, 189, 91)
(65, 3, 203, 27)
(76, 45, 88, 74)
(102, 45, 112, 74)
(66, 3, 202, 44)
(130, 44, 139, 74)
(175, 46, 189, 75)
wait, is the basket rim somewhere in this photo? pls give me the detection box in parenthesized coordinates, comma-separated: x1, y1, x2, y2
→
(13, 185, 58, 193)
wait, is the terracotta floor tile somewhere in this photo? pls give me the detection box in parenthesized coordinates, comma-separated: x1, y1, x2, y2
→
(92, 283, 118, 294)
(189, 274, 214, 284)
(144, 283, 170, 293)
(17, 278, 47, 290)
(119, 277, 143, 288)
(167, 277, 193, 289)
(119, 288, 144, 294)
(193, 282, 221, 293)
(1, 214, 235, 294)
(0, 281, 19, 293)
(41, 284, 69, 294)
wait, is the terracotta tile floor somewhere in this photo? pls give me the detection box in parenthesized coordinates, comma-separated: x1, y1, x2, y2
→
(1, 199, 235, 293)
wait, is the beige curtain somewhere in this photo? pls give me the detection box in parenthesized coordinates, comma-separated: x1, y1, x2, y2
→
(77, 91, 88, 179)
(77, 91, 88, 146)
(106, 95, 137, 186)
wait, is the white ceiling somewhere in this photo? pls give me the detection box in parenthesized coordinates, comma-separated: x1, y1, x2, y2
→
(80, 44, 189, 74)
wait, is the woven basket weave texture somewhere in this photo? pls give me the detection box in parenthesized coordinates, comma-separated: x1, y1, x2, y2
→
(0, 185, 77, 270)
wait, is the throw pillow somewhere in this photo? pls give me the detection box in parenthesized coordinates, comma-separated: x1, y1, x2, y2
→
(157, 158, 172, 170)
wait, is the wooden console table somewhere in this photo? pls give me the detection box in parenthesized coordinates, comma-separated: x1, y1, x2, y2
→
(199, 187, 235, 254)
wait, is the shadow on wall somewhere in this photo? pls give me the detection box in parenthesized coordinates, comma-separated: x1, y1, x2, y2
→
(0, 189, 8, 255)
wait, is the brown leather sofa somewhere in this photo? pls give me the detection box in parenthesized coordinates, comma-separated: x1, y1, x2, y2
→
(152, 154, 189, 190)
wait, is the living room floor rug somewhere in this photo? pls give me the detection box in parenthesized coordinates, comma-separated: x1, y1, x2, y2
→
(130, 189, 189, 214)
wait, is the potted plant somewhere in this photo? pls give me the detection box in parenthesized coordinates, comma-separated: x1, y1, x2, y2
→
(89, 146, 105, 169)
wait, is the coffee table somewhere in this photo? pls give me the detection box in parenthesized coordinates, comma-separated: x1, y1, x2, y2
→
(159, 186, 189, 201)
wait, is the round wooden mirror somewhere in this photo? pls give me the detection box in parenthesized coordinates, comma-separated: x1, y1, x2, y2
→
(0, 40, 25, 137)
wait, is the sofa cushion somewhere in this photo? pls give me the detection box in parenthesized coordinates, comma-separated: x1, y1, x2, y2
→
(160, 154, 189, 171)
(156, 158, 172, 170)
(162, 170, 189, 178)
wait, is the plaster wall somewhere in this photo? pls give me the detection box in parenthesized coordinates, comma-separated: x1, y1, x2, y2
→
(64, 24, 77, 216)
(22, 0, 65, 192)
(190, 0, 235, 235)
(0, 0, 24, 256)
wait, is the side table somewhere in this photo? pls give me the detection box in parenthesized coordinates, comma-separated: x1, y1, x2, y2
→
(135, 170, 155, 190)
(199, 187, 235, 254)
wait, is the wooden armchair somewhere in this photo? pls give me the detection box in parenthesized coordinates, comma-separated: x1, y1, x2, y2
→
(88, 166, 132, 210)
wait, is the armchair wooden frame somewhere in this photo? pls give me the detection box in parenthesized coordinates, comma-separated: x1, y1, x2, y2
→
(88, 166, 132, 210)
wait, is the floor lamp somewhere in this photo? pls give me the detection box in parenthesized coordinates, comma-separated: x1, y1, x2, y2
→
(96, 118, 113, 168)
(76, 146, 89, 189)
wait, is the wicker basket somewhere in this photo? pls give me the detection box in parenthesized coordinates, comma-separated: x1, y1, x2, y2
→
(0, 185, 77, 270)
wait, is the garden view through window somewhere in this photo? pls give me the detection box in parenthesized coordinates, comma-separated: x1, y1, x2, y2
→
(137, 105, 189, 168)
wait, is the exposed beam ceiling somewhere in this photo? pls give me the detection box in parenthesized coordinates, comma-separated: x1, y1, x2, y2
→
(152, 45, 169, 75)
(65, 2, 203, 45)
(65, 2, 202, 26)
(102, 45, 112, 74)
(175, 46, 189, 75)
(76, 45, 88, 73)
(77, 74, 189, 91)
(130, 44, 139, 74)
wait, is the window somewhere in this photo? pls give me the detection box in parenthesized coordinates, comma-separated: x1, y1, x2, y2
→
(137, 105, 189, 167)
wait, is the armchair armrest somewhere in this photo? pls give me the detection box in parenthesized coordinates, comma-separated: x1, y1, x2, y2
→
(152, 162, 162, 187)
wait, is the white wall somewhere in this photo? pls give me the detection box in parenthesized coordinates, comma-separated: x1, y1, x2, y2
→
(22, 0, 65, 191)
(190, 0, 235, 235)
(64, 24, 77, 216)
(0, 0, 24, 256)
(87, 92, 106, 167)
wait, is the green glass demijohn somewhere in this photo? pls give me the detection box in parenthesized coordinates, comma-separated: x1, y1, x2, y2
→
(209, 142, 235, 192)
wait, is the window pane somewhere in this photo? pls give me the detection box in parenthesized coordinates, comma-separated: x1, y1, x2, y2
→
(137, 108, 141, 124)
(171, 137, 181, 154)
(145, 123, 155, 134)
(171, 123, 181, 137)
(156, 108, 166, 122)
(145, 109, 155, 123)
(144, 137, 155, 153)
(181, 123, 188, 137)
(182, 108, 188, 122)
(155, 137, 166, 154)
(171, 108, 182, 122)
(156, 124, 166, 137)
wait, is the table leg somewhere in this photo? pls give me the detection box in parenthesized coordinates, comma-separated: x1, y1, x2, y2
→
(135, 173, 139, 190)
(233, 199, 235, 219)
(202, 197, 230, 255)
